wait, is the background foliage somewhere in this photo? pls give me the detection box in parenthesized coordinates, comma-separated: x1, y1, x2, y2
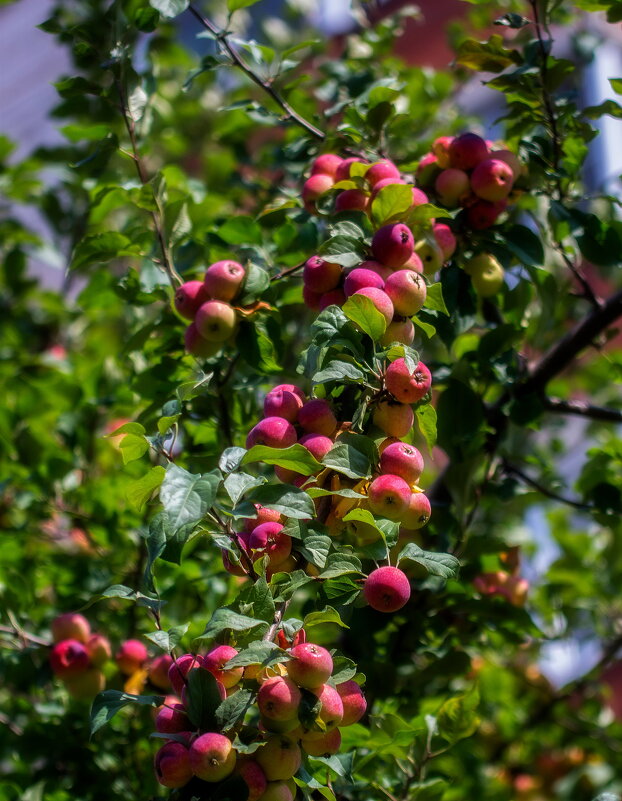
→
(2, 0, 622, 799)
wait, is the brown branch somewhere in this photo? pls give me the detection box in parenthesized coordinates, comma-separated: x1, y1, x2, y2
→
(544, 396, 622, 423)
(262, 600, 289, 642)
(0, 624, 50, 648)
(187, 5, 325, 141)
(113, 76, 182, 288)
(270, 261, 305, 283)
(503, 460, 594, 511)
(517, 287, 622, 397)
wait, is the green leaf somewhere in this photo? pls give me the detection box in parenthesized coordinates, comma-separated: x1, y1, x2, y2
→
(242, 444, 322, 475)
(298, 533, 332, 568)
(71, 232, 139, 271)
(228, 0, 260, 11)
(149, 0, 189, 18)
(320, 552, 363, 579)
(408, 203, 451, 225)
(185, 666, 223, 730)
(397, 543, 460, 579)
(199, 609, 268, 641)
(409, 779, 449, 800)
(119, 433, 150, 464)
(303, 606, 348, 629)
(313, 360, 365, 384)
(244, 484, 315, 520)
(502, 224, 545, 266)
(436, 686, 480, 745)
(371, 184, 414, 227)
(416, 404, 437, 453)
(90, 691, 163, 735)
(216, 688, 254, 731)
(127, 466, 166, 511)
(218, 216, 262, 245)
(455, 34, 522, 72)
(239, 262, 270, 303)
(219, 447, 247, 473)
(342, 294, 387, 340)
(322, 432, 378, 480)
(224, 472, 266, 506)
(160, 464, 221, 531)
(424, 282, 449, 315)
(318, 235, 366, 268)
(238, 578, 276, 624)
(145, 624, 189, 652)
(225, 641, 289, 668)
(583, 99, 622, 119)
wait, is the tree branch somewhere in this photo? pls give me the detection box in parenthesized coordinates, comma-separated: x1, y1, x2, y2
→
(112, 76, 182, 288)
(187, 5, 325, 141)
(544, 396, 622, 423)
(262, 600, 289, 642)
(502, 460, 593, 511)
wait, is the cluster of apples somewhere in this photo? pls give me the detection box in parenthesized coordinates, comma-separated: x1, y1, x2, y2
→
(49, 613, 110, 699)
(174, 260, 247, 358)
(48, 612, 174, 699)
(153, 634, 367, 800)
(473, 570, 529, 606)
(417, 131, 522, 230)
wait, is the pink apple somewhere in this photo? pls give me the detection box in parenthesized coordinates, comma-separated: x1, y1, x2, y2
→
(184, 323, 221, 358)
(264, 386, 303, 422)
(148, 654, 174, 690)
(255, 735, 302, 781)
(168, 653, 202, 695)
(343, 268, 384, 297)
(301, 728, 341, 757)
(432, 135, 454, 168)
(115, 639, 148, 675)
(367, 474, 411, 520)
(189, 732, 236, 782)
(416, 152, 440, 187)
(379, 441, 424, 485)
(154, 741, 193, 788)
(411, 187, 429, 207)
(373, 400, 414, 438)
(286, 642, 333, 689)
(302, 173, 333, 214)
(358, 259, 393, 281)
(336, 680, 367, 725)
(311, 153, 343, 179)
(364, 566, 411, 612)
(49, 640, 90, 678)
(384, 270, 427, 316)
(385, 358, 432, 403)
(298, 433, 333, 462)
(203, 260, 246, 302)
(366, 159, 401, 186)
(470, 158, 514, 202)
(353, 287, 395, 326)
(335, 157, 366, 181)
(432, 223, 456, 261)
(298, 399, 337, 436)
(371, 223, 415, 269)
(334, 189, 369, 212)
(466, 199, 507, 229)
(51, 613, 90, 644)
(435, 168, 470, 208)
(155, 703, 191, 734)
(85, 633, 111, 667)
(303, 256, 342, 293)
(246, 417, 297, 449)
(302, 285, 323, 310)
(370, 177, 406, 200)
(203, 644, 244, 688)
(174, 280, 208, 320)
(258, 676, 302, 721)
(401, 492, 432, 529)
(380, 318, 415, 346)
(490, 149, 522, 180)
(194, 300, 237, 342)
(319, 288, 346, 309)
(449, 132, 489, 170)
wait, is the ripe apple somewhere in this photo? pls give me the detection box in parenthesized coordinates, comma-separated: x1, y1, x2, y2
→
(286, 642, 333, 689)
(115, 639, 148, 675)
(303, 256, 342, 293)
(336, 680, 367, 725)
(334, 189, 369, 212)
(371, 223, 415, 269)
(379, 441, 424, 485)
(385, 358, 432, 403)
(353, 287, 395, 326)
(435, 168, 470, 208)
(449, 132, 489, 170)
(298, 399, 337, 436)
(343, 268, 384, 297)
(194, 300, 237, 342)
(203, 644, 244, 688)
(367, 474, 412, 520)
(174, 280, 208, 320)
(255, 735, 302, 781)
(184, 323, 222, 358)
(246, 417, 297, 449)
(264, 386, 303, 422)
(258, 676, 302, 721)
(189, 732, 236, 782)
(51, 613, 90, 644)
(204, 260, 246, 302)
(373, 400, 414, 438)
(380, 318, 415, 346)
(470, 158, 514, 202)
(414, 238, 444, 275)
(301, 728, 341, 757)
(364, 565, 411, 612)
(302, 173, 333, 213)
(384, 270, 427, 316)
(311, 153, 343, 179)
(154, 741, 193, 788)
(400, 492, 431, 529)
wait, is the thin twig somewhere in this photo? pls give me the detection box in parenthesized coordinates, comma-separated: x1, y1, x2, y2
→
(113, 75, 182, 288)
(503, 460, 594, 511)
(0, 624, 49, 647)
(187, 5, 325, 141)
(262, 600, 290, 642)
(530, 0, 563, 200)
(544, 396, 622, 423)
(270, 261, 305, 283)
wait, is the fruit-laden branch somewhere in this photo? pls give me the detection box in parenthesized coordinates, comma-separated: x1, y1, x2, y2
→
(187, 5, 326, 141)
(544, 396, 622, 423)
(112, 76, 182, 288)
(262, 600, 290, 642)
(502, 461, 594, 511)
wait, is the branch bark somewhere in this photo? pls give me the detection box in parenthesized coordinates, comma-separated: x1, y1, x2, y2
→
(544, 396, 622, 423)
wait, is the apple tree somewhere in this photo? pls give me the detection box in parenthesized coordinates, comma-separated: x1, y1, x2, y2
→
(1, 0, 622, 800)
